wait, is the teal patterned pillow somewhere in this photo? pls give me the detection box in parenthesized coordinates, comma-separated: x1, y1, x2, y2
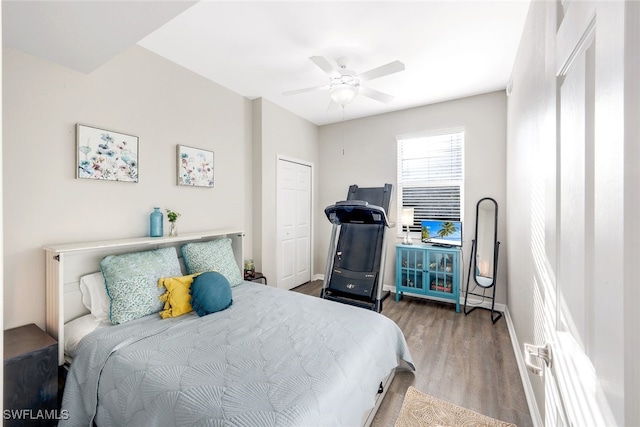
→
(181, 238, 243, 287)
(100, 247, 182, 324)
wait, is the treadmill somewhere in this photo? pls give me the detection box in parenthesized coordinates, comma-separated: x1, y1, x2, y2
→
(321, 184, 394, 312)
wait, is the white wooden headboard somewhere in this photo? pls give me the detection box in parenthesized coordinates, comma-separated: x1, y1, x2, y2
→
(43, 229, 244, 365)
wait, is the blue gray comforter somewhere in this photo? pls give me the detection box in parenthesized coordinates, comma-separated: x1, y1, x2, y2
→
(61, 282, 414, 426)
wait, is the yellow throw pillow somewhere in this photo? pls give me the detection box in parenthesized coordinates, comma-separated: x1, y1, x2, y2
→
(158, 273, 200, 319)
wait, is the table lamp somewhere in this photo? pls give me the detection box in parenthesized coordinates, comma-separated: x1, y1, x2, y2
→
(401, 208, 415, 245)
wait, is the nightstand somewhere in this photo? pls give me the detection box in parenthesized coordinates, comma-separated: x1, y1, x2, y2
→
(245, 272, 267, 285)
(4, 324, 58, 426)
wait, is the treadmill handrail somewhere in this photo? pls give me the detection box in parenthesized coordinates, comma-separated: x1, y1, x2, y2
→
(325, 201, 393, 227)
(335, 200, 369, 207)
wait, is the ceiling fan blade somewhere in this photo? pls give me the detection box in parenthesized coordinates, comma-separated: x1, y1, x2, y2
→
(361, 86, 394, 103)
(282, 84, 329, 96)
(359, 60, 405, 82)
(310, 56, 339, 77)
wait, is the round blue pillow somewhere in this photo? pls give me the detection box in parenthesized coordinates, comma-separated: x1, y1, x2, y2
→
(190, 271, 233, 316)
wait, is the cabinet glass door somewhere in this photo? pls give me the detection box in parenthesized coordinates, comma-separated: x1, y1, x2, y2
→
(428, 252, 454, 294)
(400, 249, 424, 291)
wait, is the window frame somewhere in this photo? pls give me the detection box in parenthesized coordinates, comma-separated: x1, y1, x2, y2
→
(396, 127, 465, 237)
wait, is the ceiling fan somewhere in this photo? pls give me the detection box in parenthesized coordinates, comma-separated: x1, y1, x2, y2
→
(283, 56, 405, 106)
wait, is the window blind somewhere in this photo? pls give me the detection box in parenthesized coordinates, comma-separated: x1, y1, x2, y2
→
(397, 131, 464, 231)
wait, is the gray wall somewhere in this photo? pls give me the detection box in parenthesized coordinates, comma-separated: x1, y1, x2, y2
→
(505, 0, 552, 419)
(3, 46, 253, 330)
(507, 1, 640, 424)
(252, 98, 319, 284)
(317, 91, 508, 304)
(3, 43, 507, 331)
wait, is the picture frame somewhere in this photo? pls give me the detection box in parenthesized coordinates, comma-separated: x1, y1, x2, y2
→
(76, 124, 139, 182)
(176, 144, 214, 188)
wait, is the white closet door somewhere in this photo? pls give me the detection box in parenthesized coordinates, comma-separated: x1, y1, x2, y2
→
(277, 158, 311, 290)
(532, 2, 621, 426)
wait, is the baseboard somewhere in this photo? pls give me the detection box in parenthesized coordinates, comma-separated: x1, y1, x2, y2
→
(460, 295, 506, 313)
(383, 285, 507, 312)
(504, 307, 543, 427)
(316, 280, 506, 312)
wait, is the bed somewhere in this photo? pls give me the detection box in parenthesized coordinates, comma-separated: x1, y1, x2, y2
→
(44, 230, 414, 427)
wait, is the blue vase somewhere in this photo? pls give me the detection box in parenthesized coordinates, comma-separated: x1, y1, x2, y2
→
(150, 207, 163, 237)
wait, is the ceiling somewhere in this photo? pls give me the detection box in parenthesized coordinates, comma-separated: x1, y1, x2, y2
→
(3, 0, 530, 126)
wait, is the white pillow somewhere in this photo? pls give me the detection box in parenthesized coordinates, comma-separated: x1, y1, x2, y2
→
(79, 272, 111, 323)
(64, 314, 102, 358)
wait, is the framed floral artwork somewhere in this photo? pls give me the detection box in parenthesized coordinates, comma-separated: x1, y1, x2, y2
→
(177, 145, 214, 187)
(76, 124, 139, 182)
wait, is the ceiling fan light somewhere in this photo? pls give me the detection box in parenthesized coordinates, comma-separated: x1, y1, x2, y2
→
(330, 84, 359, 106)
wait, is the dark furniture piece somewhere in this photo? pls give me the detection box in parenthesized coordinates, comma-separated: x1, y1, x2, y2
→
(4, 324, 58, 426)
(245, 272, 267, 285)
(321, 184, 393, 312)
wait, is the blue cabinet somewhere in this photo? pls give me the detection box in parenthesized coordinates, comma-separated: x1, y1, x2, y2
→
(395, 243, 461, 312)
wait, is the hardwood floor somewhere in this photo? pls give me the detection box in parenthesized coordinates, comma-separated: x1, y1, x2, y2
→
(292, 280, 533, 427)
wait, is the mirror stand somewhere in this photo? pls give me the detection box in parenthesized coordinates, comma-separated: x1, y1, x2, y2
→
(463, 197, 502, 324)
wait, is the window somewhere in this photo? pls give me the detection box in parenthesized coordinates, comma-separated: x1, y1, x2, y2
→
(396, 129, 464, 233)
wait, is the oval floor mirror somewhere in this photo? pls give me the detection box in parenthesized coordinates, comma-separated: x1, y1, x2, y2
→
(463, 197, 502, 323)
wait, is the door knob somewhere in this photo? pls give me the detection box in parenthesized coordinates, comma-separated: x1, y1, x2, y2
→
(524, 343, 553, 376)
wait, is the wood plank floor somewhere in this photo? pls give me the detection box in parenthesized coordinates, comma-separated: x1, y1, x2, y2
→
(291, 280, 533, 427)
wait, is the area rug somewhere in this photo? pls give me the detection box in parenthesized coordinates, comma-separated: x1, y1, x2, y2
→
(394, 386, 516, 427)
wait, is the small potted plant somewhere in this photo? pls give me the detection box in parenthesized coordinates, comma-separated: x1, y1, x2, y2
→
(166, 209, 181, 237)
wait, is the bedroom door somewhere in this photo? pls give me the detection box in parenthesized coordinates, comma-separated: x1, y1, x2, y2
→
(525, 2, 621, 425)
(276, 157, 312, 290)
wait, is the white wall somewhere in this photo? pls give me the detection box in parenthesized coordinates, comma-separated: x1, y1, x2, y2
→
(3, 46, 253, 330)
(507, 1, 640, 425)
(506, 0, 555, 419)
(252, 98, 318, 285)
(1, 0, 5, 410)
(317, 91, 508, 304)
(624, 4, 640, 425)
